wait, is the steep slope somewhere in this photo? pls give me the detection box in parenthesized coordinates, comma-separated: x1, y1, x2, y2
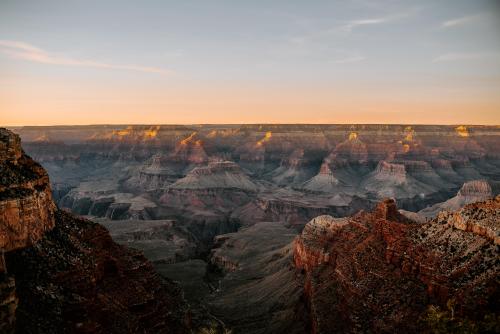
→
(7, 211, 190, 334)
(0, 129, 56, 253)
(0, 128, 190, 334)
(169, 161, 257, 191)
(207, 222, 307, 334)
(0, 128, 57, 333)
(269, 148, 316, 186)
(301, 161, 340, 193)
(294, 198, 499, 333)
(172, 132, 208, 165)
(419, 180, 493, 218)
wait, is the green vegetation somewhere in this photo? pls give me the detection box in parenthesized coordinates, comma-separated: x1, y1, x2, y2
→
(424, 300, 500, 334)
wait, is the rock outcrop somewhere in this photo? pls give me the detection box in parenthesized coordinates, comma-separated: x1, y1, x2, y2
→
(127, 154, 176, 190)
(0, 128, 190, 333)
(301, 162, 340, 193)
(7, 211, 190, 333)
(332, 132, 368, 163)
(294, 198, 499, 333)
(373, 160, 407, 183)
(458, 179, 493, 197)
(0, 129, 56, 252)
(172, 132, 208, 164)
(169, 161, 257, 191)
(434, 195, 499, 245)
(361, 160, 436, 199)
(419, 180, 493, 218)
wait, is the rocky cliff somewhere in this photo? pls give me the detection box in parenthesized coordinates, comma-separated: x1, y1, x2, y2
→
(294, 198, 499, 333)
(0, 128, 190, 333)
(0, 129, 56, 253)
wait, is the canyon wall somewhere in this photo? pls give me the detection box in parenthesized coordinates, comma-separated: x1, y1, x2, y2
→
(0, 128, 190, 333)
(294, 198, 499, 333)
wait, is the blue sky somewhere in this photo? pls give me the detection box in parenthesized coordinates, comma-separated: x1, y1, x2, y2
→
(1, 0, 499, 125)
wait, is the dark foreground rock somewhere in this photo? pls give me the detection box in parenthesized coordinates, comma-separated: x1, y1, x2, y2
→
(0, 128, 190, 334)
(294, 198, 500, 333)
(7, 210, 190, 334)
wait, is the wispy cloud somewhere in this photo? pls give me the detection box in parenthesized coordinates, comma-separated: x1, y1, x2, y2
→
(433, 52, 500, 62)
(337, 9, 418, 32)
(441, 14, 482, 28)
(333, 55, 365, 64)
(339, 17, 389, 32)
(0, 40, 171, 75)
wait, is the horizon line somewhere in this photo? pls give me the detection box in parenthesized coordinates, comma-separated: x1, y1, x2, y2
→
(4, 123, 500, 127)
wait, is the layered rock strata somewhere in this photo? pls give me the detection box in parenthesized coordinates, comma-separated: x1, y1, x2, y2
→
(294, 198, 499, 333)
(419, 180, 493, 218)
(0, 128, 190, 333)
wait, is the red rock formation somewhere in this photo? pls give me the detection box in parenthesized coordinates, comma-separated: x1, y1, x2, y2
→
(374, 160, 407, 182)
(294, 198, 499, 333)
(7, 210, 190, 333)
(457, 179, 492, 197)
(435, 195, 499, 244)
(172, 132, 208, 164)
(332, 132, 368, 163)
(0, 128, 190, 333)
(0, 129, 56, 252)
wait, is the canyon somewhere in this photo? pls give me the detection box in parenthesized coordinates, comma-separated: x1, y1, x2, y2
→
(1, 124, 499, 333)
(0, 128, 190, 333)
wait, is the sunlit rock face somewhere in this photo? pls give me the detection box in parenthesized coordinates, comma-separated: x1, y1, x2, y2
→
(0, 129, 56, 252)
(294, 198, 499, 333)
(0, 128, 56, 333)
(455, 125, 470, 138)
(332, 131, 368, 163)
(172, 132, 209, 164)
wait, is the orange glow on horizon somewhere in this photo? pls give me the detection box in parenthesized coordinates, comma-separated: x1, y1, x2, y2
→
(1, 76, 499, 126)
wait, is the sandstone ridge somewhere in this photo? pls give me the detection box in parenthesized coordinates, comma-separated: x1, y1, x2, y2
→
(294, 197, 499, 333)
(0, 128, 190, 334)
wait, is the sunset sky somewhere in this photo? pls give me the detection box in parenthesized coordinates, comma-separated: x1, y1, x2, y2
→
(1, 0, 499, 125)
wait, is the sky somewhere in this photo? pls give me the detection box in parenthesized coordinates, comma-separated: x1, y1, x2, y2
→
(1, 0, 499, 125)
